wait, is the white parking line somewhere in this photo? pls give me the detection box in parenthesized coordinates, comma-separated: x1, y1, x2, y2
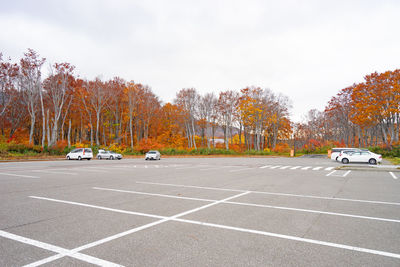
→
(93, 187, 216, 202)
(343, 170, 351, 177)
(93, 186, 400, 223)
(137, 181, 400, 206)
(29, 196, 164, 219)
(389, 172, 398, 179)
(31, 170, 78, 175)
(325, 167, 335, 171)
(290, 166, 302, 170)
(326, 170, 337, 176)
(269, 165, 281, 169)
(301, 166, 311, 170)
(175, 218, 400, 260)
(30, 191, 249, 265)
(0, 172, 39, 178)
(0, 230, 122, 267)
(29, 196, 400, 260)
(312, 167, 323, 171)
(279, 166, 291, 169)
(259, 165, 272, 169)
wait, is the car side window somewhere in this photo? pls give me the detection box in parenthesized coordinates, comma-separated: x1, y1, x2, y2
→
(361, 152, 369, 155)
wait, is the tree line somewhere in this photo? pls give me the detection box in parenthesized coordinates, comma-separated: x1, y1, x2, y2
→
(0, 49, 292, 152)
(297, 69, 400, 150)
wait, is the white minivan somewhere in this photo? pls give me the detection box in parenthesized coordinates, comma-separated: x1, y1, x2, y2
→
(66, 148, 93, 160)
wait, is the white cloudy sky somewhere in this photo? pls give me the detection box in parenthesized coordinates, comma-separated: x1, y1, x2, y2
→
(1, 0, 399, 122)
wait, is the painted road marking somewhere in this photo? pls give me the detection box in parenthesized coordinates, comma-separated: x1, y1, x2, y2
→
(30, 196, 400, 260)
(31, 170, 78, 175)
(93, 187, 216, 202)
(279, 166, 291, 169)
(30, 196, 164, 219)
(290, 166, 301, 170)
(326, 170, 337, 177)
(175, 218, 400, 260)
(325, 167, 335, 171)
(0, 230, 122, 267)
(30, 191, 249, 266)
(312, 167, 323, 171)
(0, 172, 39, 178)
(94, 187, 400, 223)
(269, 165, 281, 169)
(137, 181, 400, 206)
(301, 166, 312, 170)
(259, 165, 272, 169)
(389, 172, 398, 179)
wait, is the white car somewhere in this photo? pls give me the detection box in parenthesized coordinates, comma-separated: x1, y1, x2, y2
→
(337, 151, 382, 165)
(97, 150, 122, 160)
(145, 150, 161, 160)
(66, 148, 93, 160)
(331, 148, 369, 161)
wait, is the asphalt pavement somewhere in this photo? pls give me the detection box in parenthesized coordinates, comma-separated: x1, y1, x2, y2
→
(0, 157, 399, 266)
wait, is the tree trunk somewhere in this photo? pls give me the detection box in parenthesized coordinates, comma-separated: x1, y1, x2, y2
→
(96, 112, 100, 145)
(40, 92, 45, 148)
(129, 115, 134, 149)
(46, 110, 50, 146)
(67, 119, 71, 148)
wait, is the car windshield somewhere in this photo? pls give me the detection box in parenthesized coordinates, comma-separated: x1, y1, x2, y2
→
(84, 148, 92, 152)
(148, 151, 156, 154)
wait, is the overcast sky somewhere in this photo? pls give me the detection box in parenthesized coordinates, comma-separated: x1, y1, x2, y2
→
(1, 0, 399, 122)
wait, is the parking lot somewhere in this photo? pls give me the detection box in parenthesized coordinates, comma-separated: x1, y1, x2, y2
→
(0, 157, 399, 266)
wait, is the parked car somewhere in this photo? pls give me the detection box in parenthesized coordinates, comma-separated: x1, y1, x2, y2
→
(337, 151, 382, 165)
(97, 150, 123, 160)
(145, 150, 161, 160)
(330, 147, 368, 161)
(66, 148, 93, 160)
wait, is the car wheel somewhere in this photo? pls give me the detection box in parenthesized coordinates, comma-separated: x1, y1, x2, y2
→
(341, 158, 349, 164)
(87, 158, 91, 160)
(335, 156, 339, 161)
(118, 158, 121, 160)
(369, 158, 377, 165)
(110, 156, 114, 160)
(78, 156, 82, 161)
(67, 156, 70, 160)
(98, 156, 101, 160)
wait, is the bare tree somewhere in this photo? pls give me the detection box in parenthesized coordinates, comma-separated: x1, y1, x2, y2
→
(43, 62, 75, 147)
(218, 90, 238, 150)
(174, 88, 199, 149)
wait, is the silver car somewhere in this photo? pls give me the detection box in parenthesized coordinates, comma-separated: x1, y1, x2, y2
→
(145, 150, 161, 160)
(97, 150, 123, 160)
